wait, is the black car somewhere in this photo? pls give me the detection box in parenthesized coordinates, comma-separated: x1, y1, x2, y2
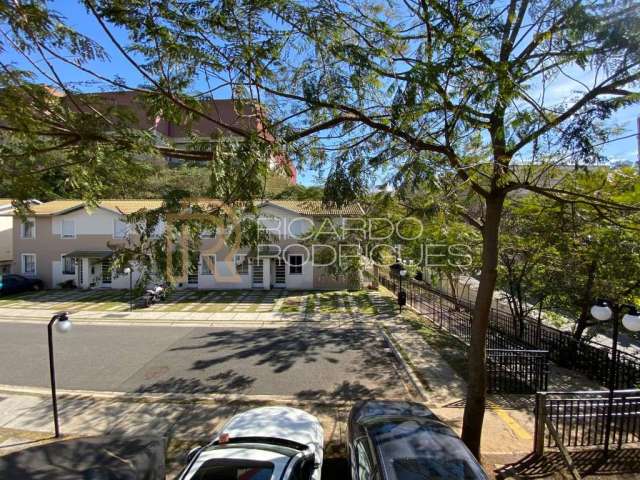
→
(0, 274, 44, 294)
(348, 401, 488, 480)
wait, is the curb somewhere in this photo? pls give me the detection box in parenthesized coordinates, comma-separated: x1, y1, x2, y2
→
(0, 384, 410, 407)
(378, 326, 429, 401)
(0, 384, 404, 408)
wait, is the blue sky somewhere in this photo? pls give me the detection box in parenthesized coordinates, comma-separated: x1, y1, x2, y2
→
(4, 2, 639, 185)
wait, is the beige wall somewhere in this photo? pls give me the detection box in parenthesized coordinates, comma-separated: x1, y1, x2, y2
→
(13, 216, 119, 288)
(0, 214, 13, 264)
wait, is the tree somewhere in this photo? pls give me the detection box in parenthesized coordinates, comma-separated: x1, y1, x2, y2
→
(2, 0, 640, 456)
(497, 166, 640, 341)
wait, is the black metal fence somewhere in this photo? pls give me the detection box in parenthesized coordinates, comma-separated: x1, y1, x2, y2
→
(535, 390, 640, 454)
(375, 269, 640, 389)
(377, 270, 550, 393)
(488, 349, 550, 394)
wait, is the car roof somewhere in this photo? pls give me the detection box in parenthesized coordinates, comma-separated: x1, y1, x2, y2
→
(351, 400, 437, 425)
(365, 418, 488, 480)
(218, 407, 322, 451)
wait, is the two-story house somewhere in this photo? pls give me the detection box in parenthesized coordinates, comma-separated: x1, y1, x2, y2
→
(0, 199, 42, 275)
(7, 199, 363, 291)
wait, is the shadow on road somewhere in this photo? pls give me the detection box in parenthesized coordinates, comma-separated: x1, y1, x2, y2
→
(130, 325, 403, 400)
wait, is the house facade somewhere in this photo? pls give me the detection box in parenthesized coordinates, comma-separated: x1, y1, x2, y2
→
(6, 199, 363, 291)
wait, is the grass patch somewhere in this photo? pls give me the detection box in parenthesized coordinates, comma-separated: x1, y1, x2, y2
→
(304, 294, 316, 313)
(317, 292, 342, 313)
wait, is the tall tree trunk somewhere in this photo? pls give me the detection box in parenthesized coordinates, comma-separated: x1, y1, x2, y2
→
(461, 195, 505, 458)
(573, 259, 597, 340)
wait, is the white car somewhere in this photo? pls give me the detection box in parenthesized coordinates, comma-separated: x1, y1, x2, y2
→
(178, 406, 324, 480)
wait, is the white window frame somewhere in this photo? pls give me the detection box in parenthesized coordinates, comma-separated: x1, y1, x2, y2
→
(289, 254, 303, 275)
(21, 219, 35, 239)
(60, 219, 76, 239)
(234, 254, 249, 275)
(200, 226, 217, 239)
(200, 254, 216, 275)
(113, 218, 130, 239)
(21, 253, 36, 276)
(61, 255, 76, 275)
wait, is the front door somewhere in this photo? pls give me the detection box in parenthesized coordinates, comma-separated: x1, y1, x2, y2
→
(77, 258, 84, 287)
(252, 259, 263, 288)
(101, 259, 112, 286)
(274, 259, 286, 287)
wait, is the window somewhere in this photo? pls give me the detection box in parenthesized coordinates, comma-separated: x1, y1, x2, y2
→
(289, 254, 303, 274)
(189, 459, 274, 480)
(200, 227, 217, 238)
(22, 254, 36, 276)
(113, 219, 129, 238)
(200, 255, 216, 275)
(235, 255, 249, 275)
(61, 220, 75, 238)
(62, 256, 75, 275)
(21, 220, 35, 239)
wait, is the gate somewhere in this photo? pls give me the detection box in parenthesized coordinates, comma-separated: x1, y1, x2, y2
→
(487, 349, 549, 394)
(534, 389, 640, 455)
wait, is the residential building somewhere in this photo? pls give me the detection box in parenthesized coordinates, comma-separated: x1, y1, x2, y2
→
(6, 199, 363, 290)
(0, 199, 42, 275)
(63, 91, 297, 190)
(0, 199, 14, 275)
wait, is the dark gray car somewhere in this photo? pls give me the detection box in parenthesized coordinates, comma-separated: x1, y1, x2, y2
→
(347, 400, 488, 480)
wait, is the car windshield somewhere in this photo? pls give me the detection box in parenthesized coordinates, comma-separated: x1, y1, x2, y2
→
(367, 419, 487, 480)
(191, 459, 274, 480)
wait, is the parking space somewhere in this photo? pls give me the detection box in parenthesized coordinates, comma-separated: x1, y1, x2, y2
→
(0, 288, 396, 316)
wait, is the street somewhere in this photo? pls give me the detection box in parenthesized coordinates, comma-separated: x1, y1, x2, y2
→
(0, 323, 410, 399)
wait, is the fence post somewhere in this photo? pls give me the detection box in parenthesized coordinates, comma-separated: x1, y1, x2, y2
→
(534, 392, 547, 456)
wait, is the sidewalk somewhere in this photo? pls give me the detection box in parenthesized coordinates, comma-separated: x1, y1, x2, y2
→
(376, 293, 540, 472)
(0, 386, 350, 478)
(0, 306, 380, 327)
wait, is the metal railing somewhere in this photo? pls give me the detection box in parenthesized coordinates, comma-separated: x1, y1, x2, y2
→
(488, 349, 550, 394)
(534, 390, 640, 455)
(375, 269, 640, 389)
(377, 270, 550, 393)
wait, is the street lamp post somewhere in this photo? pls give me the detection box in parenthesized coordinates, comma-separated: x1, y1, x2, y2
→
(398, 267, 407, 313)
(124, 266, 132, 311)
(48, 312, 72, 438)
(590, 299, 640, 458)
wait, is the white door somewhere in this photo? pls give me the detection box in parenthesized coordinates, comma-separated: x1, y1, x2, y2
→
(101, 259, 112, 287)
(252, 259, 263, 288)
(274, 259, 286, 288)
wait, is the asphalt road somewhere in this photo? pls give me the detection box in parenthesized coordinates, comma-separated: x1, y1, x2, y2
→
(0, 323, 409, 399)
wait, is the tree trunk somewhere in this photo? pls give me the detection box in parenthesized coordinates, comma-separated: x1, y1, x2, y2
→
(461, 195, 505, 458)
(573, 259, 597, 340)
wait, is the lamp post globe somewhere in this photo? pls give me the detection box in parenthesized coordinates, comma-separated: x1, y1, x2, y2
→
(123, 267, 131, 274)
(622, 311, 640, 332)
(55, 318, 72, 333)
(590, 304, 613, 322)
(399, 269, 407, 277)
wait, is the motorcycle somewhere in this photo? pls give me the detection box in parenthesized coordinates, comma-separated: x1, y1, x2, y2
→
(142, 284, 167, 307)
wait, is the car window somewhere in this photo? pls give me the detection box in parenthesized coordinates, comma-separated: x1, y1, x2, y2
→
(290, 457, 314, 480)
(368, 420, 486, 480)
(190, 459, 274, 480)
(355, 438, 373, 480)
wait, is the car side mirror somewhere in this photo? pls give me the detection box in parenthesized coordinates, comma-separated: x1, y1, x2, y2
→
(186, 446, 202, 463)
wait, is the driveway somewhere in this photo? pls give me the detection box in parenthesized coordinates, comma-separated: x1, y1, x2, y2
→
(0, 323, 411, 400)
